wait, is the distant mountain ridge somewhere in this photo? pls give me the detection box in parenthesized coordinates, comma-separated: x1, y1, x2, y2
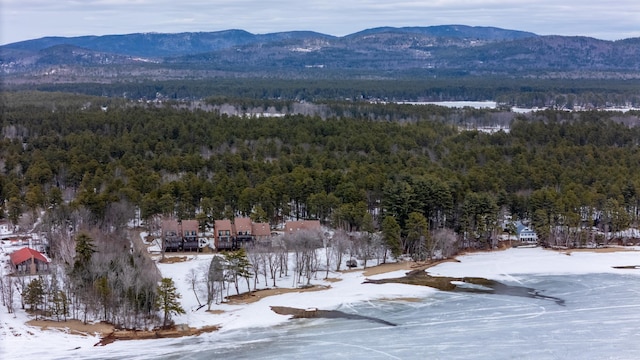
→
(1, 25, 530, 57)
(346, 25, 536, 41)
(1, 30, 336, 58)
(2, 25, 639, 81)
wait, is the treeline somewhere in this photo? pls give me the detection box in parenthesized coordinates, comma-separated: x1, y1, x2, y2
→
(5, 77, 640, 107)
(3, 94, 640, 252)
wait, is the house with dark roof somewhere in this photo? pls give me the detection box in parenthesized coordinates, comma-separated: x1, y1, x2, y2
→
(10, 247, 49, 275)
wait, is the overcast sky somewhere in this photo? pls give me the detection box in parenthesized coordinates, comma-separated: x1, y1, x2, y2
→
(2, 0, 639, 45)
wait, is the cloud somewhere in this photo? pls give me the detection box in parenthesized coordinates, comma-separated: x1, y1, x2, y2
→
(2, 0, 639, 44)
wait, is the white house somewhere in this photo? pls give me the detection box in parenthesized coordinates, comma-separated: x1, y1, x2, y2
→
(516, 221, 538, 245)
(0, 221, 11, 236)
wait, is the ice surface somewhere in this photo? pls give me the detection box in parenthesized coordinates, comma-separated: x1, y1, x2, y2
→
(3, 248, 640, 359)
(72, 272, 640, 360)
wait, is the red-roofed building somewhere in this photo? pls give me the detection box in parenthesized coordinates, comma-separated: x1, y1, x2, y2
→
(10, 247, 49, 275)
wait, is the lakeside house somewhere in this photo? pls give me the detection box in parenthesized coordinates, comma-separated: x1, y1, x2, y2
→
(233, 217, 254, 249)
(9, 247, 50, 275)
(215, 218, 274, 250)
(214, 219, 234, 250)
(163, 217, 323, 251)
(516, 221, 538, 245)
(284, 220, 321, 235)
(0, 220, 11, 236)
(161, 219, 200, 252)
(499, 219, 538, 247)
(252, 222, 272, 246)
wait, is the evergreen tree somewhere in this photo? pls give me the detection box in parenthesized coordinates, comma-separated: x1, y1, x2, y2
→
(381, 216, 402, 261)
(7, 196, 22, 226)
(359, 212, 376, 268)
(48, 273, 68, 321)
(71, 232, 97, 285)
(405, 212, 430, 261)
(51, 289, 69, 322)
(225, 249, 253, 295)
(24, 277, 45, 320)
(156, 277, 185, 328)
(94, 276, 111, 321)
(73, 232, 97, 271)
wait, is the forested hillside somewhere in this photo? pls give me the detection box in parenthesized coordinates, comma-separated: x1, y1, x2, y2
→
(3, 26, 640, 81)
(2, 92, 640, 251)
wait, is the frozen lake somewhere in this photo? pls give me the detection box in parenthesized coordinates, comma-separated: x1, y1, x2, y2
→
(400, 101, 497, 109)
(88, 272, 640, 360)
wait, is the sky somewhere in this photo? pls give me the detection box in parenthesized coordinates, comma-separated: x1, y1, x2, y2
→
(1, 1, 640, 45)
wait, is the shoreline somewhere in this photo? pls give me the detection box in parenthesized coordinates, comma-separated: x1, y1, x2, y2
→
(22, 246, 640, 345)
(24, 257, 437, 344)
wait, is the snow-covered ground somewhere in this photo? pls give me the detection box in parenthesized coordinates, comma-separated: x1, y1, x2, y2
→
(154, 253, 437, 332)
(429, 247, 640, 279)
(2, 247, 640, 359)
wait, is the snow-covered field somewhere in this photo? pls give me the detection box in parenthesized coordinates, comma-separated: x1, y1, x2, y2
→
(2, 247, 640, 359)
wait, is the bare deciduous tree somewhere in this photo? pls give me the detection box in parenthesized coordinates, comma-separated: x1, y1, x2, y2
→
(287, 230, 323, 286)
(102, 200, 136, 232)
(245, 246, 264, 291)
(432, 228, 459, 259)
(0, 275, 15, 314)
(207, 255, 225, 309)
(263, 246, 281, 287)
(185, 268, 203, 308)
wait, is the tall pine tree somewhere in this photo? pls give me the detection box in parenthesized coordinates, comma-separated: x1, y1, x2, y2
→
(24, 277, 45, 320)
(156, 277, 185, 328)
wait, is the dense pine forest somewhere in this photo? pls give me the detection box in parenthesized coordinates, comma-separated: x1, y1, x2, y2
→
(2, 91, 640, 249)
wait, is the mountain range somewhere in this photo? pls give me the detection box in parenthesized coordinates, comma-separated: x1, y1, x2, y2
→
(2, 25, 639, 82)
